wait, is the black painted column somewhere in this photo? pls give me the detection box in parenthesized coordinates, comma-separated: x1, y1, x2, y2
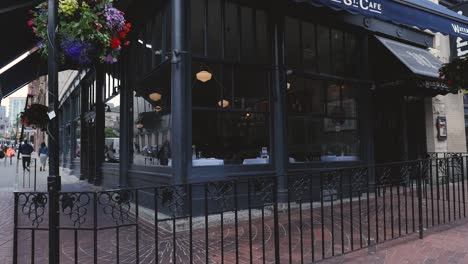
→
(272, 4, 287, 193)
(80, 81, 88, 180)
(95, 66, 105, 185)
(119, 53, 132, 187)
(171, 0, 189, 185)
(47, 0, 60, 263)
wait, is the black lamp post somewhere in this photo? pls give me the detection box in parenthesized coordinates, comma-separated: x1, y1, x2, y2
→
(47, 0, 60, 263)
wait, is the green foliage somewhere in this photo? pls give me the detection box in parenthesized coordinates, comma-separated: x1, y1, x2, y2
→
(105, 127, 118, 138)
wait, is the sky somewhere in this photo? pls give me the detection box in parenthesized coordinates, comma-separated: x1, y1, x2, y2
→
(1, 85, 28, 116)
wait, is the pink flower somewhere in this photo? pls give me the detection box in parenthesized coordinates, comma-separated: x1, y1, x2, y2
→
(27, 20, 34, 27)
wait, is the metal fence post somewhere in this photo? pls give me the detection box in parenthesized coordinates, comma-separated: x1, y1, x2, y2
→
(13, 193, 18, 264)
(273, 176, 280, 263)
(418, 160, 424, 239)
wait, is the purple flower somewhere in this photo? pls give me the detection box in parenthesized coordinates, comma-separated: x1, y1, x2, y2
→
(105, 54, 117, 63)
(61, 38, 93, 64)
(104, 5, 125, 31)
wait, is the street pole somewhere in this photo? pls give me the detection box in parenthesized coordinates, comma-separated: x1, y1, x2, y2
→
(47, 0, 61, 263)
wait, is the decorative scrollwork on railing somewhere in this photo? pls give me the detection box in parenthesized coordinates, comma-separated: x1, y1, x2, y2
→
(323, 170, 341, 195)
(377, 166, 392, 186)
(420, 160, 431, 182)
(98, 190, 133, 225)
(399, 164, 412, 185)
(18, 193, 48, 228)
(290, 175, 312, 202)
(207, 181, 234, 212)
(350, 168, 368, 192)
(60, 193, 91, 227)
(437, 158, 448, 180)
(451, 157, 463, 182)
(157, 185, 186, 217)
(252, 178, 275, 204)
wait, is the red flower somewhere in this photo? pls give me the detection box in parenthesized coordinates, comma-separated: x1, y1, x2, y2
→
(124, 41, 130, 46)
(27, 20, 34, 27)
(447, 79, 454, 86)
(124, 23, 131, 33)
(118, 31, 127, 39)
(110, 38, 121, 50)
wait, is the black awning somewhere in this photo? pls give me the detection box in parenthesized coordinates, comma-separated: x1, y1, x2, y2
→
(376, 36, 442, 79)
(371, 36, 453, 96)
(0, 1, 42, 97)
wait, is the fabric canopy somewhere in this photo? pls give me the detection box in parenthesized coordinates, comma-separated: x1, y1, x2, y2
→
(293, 0, 468, 39)
(376, 36, 442, 78)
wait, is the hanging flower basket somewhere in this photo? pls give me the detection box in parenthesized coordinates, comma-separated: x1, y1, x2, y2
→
(439, 57, 468, 92)
(20, 104, 49, 130)
(28, 0, 131, 65)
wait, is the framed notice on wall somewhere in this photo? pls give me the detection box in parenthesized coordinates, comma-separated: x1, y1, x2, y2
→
(436, 116, 447, 140)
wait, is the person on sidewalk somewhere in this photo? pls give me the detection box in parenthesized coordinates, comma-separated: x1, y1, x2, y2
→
(18, 140, 34, 172)
(38, 142, 48, 171)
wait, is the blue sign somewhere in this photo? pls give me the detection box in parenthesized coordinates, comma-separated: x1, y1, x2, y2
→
(294, 0, 468, 40)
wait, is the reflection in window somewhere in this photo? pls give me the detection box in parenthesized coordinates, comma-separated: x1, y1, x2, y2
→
(190, 0, 269, 63)
(104, 94, 120, 163)
(287, 78, 360, 163)
(192, 62, 270, 166)
(285, 17, 361, 77)
(74, 120, 81, 158)
(133, 67, 172, 167)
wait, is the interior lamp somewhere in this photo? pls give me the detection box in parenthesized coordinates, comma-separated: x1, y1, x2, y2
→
(196, 70, 212, 82)
(149, 92, 162, 102)
(136, 123, 144, 129)
(218, 99, 230, 108)
(155, 106, 162, 112)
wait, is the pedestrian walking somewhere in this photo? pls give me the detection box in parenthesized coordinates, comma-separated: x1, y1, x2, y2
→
(157, 140, 171, 166)
(18, 140, 34, 172)
(6, 146, 15, 165)
(38, 142, 48, 171)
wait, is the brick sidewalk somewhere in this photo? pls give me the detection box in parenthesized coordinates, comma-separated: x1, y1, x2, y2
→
(6, 162, 468, 263)
(322, 219, 468, 264)
(0, 159, 93, 264)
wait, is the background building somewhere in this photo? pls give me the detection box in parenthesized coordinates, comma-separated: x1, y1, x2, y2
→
(8, 97, 26, 128)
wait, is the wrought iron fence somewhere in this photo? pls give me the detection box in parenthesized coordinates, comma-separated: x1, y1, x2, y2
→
(13, 157, 468, 263)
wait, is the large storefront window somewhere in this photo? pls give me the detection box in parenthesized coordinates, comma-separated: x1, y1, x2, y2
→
(191, 0, 271, 166)
(192, 63, 270, 166)
(285, 15, 362, 163)
(287, 78, 360, 162)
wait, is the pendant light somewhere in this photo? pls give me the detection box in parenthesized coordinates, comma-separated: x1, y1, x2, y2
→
(136, 122, 144, 129)
(218, 99, 229, 108)
(196, 70, 212, 82)
(149, 92, 162, 102)
(154, 106, 162, 112)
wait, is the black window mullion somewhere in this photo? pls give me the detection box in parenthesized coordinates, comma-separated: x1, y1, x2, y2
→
(343, 30, 347, 77)
(252, 8, 257, 62)
(221, 0, 226, 60)
(237, 1, 242, 61)
(329, 27, 333, 76)
(204, 0, 209, 57)
(299, 20, 304, 69)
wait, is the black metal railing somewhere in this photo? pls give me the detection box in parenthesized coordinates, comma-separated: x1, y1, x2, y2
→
(13, 157, 468, 263)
